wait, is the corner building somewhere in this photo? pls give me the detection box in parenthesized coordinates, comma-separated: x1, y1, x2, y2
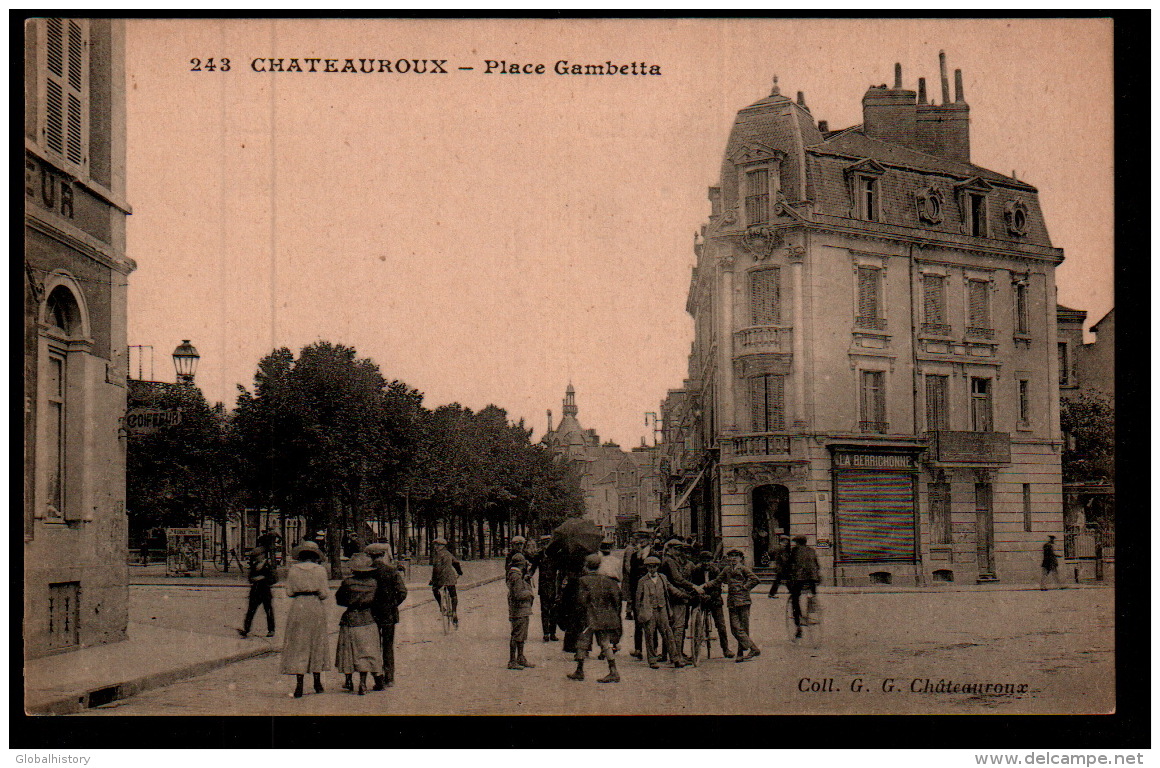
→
(673, 58, 1064, 585)
(24, 19, 134, 656)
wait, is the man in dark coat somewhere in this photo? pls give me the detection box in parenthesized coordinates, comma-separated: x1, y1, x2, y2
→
(1040, 535, 1063, 589)
(711, 549, 761, 660)
(623, 530, 652, 659)
(690, 550, 733, 658)
(532, 535, 559, 642)
(238, 547, 277, 638)
(366, 542, 407, 689)
(429, 537, 462, 626)
(635, 556, 687, 668)
(786, 535, 821, 639)
(568, 553, 623, 682)
(660, 539, 698, 665)
(767, 534, 791, 598)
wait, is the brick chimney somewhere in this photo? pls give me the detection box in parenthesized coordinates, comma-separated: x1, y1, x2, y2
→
(861, 62, 918, 148)
(914, 51, 970, 163)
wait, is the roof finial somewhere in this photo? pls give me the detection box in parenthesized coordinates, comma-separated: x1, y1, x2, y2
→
(771, 75, 780, 96)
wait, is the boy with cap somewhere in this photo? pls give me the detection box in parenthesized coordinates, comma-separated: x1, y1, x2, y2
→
(568, 553, 622, 682)
(430, 537, 462, 627)
(506, 553, 537, 669)
(634, 555, 687, 668)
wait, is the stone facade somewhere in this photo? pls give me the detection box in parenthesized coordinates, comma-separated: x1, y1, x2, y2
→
(664, 57, 1066, 585)
(24, 18, 134, 657)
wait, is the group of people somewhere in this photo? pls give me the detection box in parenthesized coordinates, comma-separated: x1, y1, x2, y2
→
(503, 530, 822, 681)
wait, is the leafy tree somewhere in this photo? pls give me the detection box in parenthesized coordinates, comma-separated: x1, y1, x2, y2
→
(1060, 393, 1115, 484)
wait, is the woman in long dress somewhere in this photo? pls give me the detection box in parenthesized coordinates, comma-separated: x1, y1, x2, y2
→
(334, 552, 383, 695)
(280, 540, 332, 697)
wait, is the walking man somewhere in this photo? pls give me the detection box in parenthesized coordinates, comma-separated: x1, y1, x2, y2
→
(767, 534, 791, 598)
(365, 542, 407, 689)
(1040, 535, 1064, 589)
(623, 530, 651, 659)
(430, 537, 462, 626)
(786, 535, 821, 640)
(568, 553, 623, 683)
(238, 546, 277, 638)
(532, 534, 559, 642)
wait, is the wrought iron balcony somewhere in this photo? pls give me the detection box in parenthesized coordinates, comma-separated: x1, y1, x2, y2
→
(858, 420, 889, 434)
(967, 326, 995, 339)
(733, 325, 792, 355)
(921, 322, 951, 336)
(721, 432, 791, 458)
(856, 316, 887, 331)
(927, 430, 1011, 464)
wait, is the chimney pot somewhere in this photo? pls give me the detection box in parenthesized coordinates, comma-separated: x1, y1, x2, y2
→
(918, 77, 927, 103)
(818, 120, 829, 133)
(796, 90, 805, 106)
(939, 50, 950, 104)
(894, 62, 902, 89)
(954, 68, 965, 102)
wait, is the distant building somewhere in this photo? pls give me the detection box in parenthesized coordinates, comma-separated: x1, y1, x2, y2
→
(666, 56, 1067, 585)
(543, 385, 662, 541)
(24, 19, 135, 657)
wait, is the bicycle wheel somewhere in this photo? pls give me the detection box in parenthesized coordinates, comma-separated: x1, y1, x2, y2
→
(784, 595, 798, 642)
(803, 595, 823, 646)
(689, 607, 704, 666)
(440, 588, 452, 635)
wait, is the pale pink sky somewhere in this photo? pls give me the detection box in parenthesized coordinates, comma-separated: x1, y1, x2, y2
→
(124, 19, 1113, 447)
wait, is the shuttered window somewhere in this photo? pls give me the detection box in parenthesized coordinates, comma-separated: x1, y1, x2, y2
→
(859, 370, 886, 432)
(1057, 342, 1069, 386)
(970, 377, 992, 432)
(834, 471, 916, 561)
(925, 374, 949, 431)
(748, 374, 785, 432)
(1018, 379, 1030, 425)
(922, 274, 948, 333)
(41, 19, 88, 169)
(967, 279, 991, 337)
(745, 168, 770, 225)
(928, 482, 951, 545)
(856, 267, 883, 326)
(750, 268, 780, 324)
(1022, 484, 1032, 532)
(1014, 282, 1030, 334)
(45, 353, 66, 519)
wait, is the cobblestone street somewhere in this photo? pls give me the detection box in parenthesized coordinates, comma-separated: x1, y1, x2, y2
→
(84, 578, 1113, 716)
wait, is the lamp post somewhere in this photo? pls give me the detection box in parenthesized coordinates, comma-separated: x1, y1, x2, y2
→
(172, 340, 200, 385)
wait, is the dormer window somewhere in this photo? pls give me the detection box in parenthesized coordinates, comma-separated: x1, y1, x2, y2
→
(969, 193, 987, 236)
(955, 178, 994, 238)
(860, 176, 878, 222)
(845, 159, 886, 223)
(745, 168, 770, 226)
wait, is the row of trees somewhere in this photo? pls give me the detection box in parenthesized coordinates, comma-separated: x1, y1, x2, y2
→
(127, 341, 585, 567)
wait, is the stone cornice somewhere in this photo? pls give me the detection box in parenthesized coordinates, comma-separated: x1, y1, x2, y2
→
(26, 209, 137, 276)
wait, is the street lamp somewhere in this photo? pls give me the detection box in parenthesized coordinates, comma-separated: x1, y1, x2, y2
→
(172, 340, 200, 385)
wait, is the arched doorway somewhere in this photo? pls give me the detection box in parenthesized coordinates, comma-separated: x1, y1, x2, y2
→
(751, 484, 789, 566)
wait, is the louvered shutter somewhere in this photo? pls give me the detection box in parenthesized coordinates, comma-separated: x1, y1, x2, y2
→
(750, 268, 780, 324)
(968, 280, 989, 328)
(925, 375, 948, 431)
(928, 482, 951, 544)
(41, 19, 87, 168)
(749, 375, 764, 432)
(923, 274, 945, 324)
(768, 375, 785, 430)
(857, 267, 880, 320)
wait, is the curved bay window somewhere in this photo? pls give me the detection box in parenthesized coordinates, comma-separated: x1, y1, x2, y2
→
(748, 374, 785, 433)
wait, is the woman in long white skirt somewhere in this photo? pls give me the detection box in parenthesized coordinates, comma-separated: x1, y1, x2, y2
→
(280, 541, 331, 697)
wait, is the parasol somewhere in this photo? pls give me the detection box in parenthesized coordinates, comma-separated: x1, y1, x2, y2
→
(546, 517, 604, 573)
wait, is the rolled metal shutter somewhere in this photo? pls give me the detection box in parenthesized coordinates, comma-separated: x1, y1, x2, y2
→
(834, 470, 916, 561)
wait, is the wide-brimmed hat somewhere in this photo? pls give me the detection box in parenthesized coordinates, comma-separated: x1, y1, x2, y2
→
(348, 553, 376, 573)
(644, 556, 661, 566)
(292, 540, 322, 560)
(364, 542, 392, 558)
(511, 535, 526, 544)
(433, 537, 447, 546)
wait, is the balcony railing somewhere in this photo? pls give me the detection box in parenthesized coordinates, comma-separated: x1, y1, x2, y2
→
(734, 325, 792, 355)
(856, 316, 887, 331)
(967, 326, 994, 339)
(921, 322, 951, 336)
(927, 430, 1011, 464)
(859, 420, 889, 434)
(722, 433, 791, 458)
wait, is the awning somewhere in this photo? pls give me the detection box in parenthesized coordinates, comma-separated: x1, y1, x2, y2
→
(671, 467, 706, 512)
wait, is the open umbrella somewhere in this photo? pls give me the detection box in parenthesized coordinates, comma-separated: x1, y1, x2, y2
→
(546, 516, 603, 573)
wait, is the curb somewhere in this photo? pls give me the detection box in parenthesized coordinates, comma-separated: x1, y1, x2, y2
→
(28, 573, 505, 715)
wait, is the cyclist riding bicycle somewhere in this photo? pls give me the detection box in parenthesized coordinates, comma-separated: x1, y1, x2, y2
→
(786, 535, 820, 640)
(430, 537, 462, 628)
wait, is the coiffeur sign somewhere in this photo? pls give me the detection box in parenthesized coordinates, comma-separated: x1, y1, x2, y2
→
(121, 407, 182, 435)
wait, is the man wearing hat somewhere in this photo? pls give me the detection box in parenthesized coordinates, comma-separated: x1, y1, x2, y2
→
(785, 536, 821, 640)
(506, 553, 537, 669)
(623, 529, 652, 659)
(365, 542, 407, 689)
(767, 533, 792, 598)
(635, 555, 685, 668)
(568, 552, 623, 682)
(430, 537, 462, 627)
(238, 546, 277, 638)
(531, 534, 560, 642)
(690, 550, 734, 658)
(660, 538, 699, 666)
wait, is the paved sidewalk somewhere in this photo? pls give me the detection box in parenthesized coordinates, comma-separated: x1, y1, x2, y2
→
(26, 558, 506, 715)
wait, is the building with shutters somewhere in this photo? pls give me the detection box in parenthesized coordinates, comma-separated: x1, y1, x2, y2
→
(663, 55, 1066, 585)
(24, 19, 135, 657)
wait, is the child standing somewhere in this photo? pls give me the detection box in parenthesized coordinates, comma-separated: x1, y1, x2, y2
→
(334, 553, 383, 695)
(568, 553, 623, 683)
(506, 553, 537, 670)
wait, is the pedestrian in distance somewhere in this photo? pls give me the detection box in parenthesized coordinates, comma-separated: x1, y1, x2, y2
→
(365, 542, 407, 689)
(767, 534, 791, 598)
(623, 530, 652, 659)
(430, 537, 462, 626)
(635, 555, 687, 669)
(532, 534, 560, 642)
(335, 553, 383, 696)
(786, 535, 821, 640)
(257, 528, 282, 564)
(690, 550, 734, 658)
(568, 553, 623, 683)
(506, 553, 537, 670)
(1040, 535, 1064, 589)
(709, 549, 761, 661)
(238, 546, 277, 638)
(280, 540, 331, 698)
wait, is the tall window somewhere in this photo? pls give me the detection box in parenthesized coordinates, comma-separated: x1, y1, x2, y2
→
(922, 273, 949, 334)
(1018, 379, 1030, 426)
(1057, 342, 1070, 386)
(970, 377, 992, 432)
(749, 268, 781, 324)
(45, 353, 66, 518)
(929, 482, 951, 545)
(967, 279, 992, 337)
(925, 374, 950, 432)
(745, 168, 770, 226)
(856, 267, 884, 329)
(859, 370, 886, 433)
(969, 193, 987, 236)
(1022, 483, 1032, 532)
(1014, 281, 1030, 335)
(749, 374, 785, 432)
(41, 19, 89, 169)
(860, 176, 878, 221)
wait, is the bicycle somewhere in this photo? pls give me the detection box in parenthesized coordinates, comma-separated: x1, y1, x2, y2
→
(438, 585, 458, 635)
(785, 585, 822, 646)
(687, 602, 714, 666)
